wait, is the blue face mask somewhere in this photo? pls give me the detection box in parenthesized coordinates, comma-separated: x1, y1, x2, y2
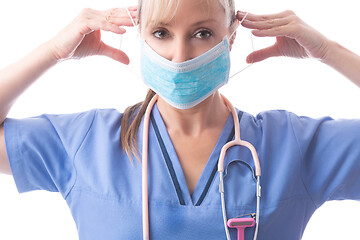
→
(122, 8, 251, 109)
(140, 36, 232, 109)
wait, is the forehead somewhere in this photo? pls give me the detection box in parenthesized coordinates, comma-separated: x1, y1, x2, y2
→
(176, 0, 224, 16)
(141, 0, 227, 29)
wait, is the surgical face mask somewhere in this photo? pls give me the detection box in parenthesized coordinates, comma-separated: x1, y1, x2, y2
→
(140, 36, 231, 109)
(125, 9, 251, 110)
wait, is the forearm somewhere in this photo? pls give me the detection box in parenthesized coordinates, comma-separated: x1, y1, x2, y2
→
(322, 40, 360, 88)
(0, 41, 58, 123)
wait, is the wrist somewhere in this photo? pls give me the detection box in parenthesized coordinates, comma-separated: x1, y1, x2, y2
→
(21, 41, 60, 80)
(320, 40, 344, 66)
(319, 39, 360, 88)
(41, 40, 66, 65)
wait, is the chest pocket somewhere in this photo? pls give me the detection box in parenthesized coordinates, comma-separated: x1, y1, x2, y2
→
(223, 159, 257, 217)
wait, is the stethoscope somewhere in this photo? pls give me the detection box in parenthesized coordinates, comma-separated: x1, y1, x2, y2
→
(141, 94, 261, 240)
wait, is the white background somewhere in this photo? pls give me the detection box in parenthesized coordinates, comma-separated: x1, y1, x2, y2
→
(0, 0, 359, 239)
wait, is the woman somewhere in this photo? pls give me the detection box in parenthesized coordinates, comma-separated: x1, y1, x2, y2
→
(0, 0, 359, 239)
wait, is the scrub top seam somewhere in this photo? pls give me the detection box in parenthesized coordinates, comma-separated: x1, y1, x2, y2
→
(39, 115, 80, 194)
(4, 119, 30, 193)
(288, 112, 317, 209)
(150, 113, 186, 205)
(4, 120, 21, 164)
(64, 109, 97, 200)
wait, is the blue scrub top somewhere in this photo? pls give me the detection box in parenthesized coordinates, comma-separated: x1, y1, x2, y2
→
(4, 104, 360, 239)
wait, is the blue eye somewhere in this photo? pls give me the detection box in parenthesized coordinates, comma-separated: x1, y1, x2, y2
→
(153, 29, 169, 39)
(194, 30, 212, 39)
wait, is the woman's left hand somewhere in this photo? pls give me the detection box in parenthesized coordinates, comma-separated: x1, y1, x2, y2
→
(238, 10, 330, 63)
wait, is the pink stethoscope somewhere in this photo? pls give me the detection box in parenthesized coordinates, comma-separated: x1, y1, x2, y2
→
(141, 94, 262, 240)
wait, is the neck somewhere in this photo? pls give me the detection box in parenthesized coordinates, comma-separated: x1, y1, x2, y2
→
(157, 91, 230, 137)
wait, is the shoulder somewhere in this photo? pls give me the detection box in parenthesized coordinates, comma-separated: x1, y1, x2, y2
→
(242, 109, 334, 129)
(240, 109, 298, 129)
(5, 108, 126, 138)
(245, 108, 360, 147)
(238, 109, 338, 144)
(12, 108, 125, 153)
(41, 108, 124, 128)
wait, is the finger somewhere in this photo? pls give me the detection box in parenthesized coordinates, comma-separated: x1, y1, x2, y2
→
(84, 9, 134, 32)
(74, 8, 129, 36)
(103, 8, 137, 26)
(110, 7, 137, 18)
(241, 16, 292, 30)
(251, 25, 299, 39)
(85, 18, 127, 35)
(104, 24, 127, 34)
(109, 17, 138, 27)
(79, 20, 126, 36)
(246, 45, 280, 63)
(127, 5, 138, 11)
(99, 42, 130, 64)
(237, 10, 294, 22)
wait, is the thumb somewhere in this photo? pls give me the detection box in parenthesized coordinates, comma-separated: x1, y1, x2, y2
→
(246, 44, 280, 64)
(99, 42, 130, 65)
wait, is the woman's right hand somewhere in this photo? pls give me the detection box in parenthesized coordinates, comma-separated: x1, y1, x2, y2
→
(49, 6, 137, 64)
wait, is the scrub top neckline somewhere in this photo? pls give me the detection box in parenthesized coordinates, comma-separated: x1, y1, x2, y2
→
(151, 103, 237, 206)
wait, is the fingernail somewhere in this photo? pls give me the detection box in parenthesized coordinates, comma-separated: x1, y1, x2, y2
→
(246, 55, 253, 64)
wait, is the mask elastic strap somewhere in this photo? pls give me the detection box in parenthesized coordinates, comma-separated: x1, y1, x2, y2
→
(119, 8, 139, 50)
(126, 7, 137, 27)
(118, 8, 142, 80)
(229, 11, 255, 79)
(229, 12, 248, 40)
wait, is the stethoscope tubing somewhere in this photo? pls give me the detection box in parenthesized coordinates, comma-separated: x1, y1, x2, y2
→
(217, 96, 261, 240)
(141, 94, 261, 240)
(142, 94, 159, 240)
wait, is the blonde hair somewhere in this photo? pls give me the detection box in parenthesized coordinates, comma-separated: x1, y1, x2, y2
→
(137, 0, 236, 32)
(121, 0, 236, 163)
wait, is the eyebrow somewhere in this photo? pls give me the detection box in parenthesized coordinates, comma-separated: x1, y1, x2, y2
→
(157, 18, 219, 27)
